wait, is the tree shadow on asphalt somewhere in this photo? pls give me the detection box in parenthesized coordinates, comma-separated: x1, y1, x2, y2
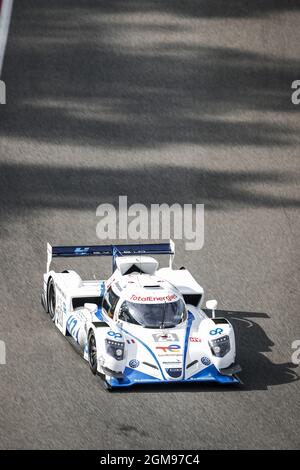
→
(111, 310, 299, 394)
(1, 0, 300, 149)
(143, 0, 300, 19)
(0, 163, 299, 228)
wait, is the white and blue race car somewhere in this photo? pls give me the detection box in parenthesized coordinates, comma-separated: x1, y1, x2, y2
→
(41, 241, 241, 390)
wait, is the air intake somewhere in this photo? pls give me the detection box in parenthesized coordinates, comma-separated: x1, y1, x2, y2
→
(187, 360, 198, 369)
(143, 362, 158, 370)
(143, 285, 162, 289)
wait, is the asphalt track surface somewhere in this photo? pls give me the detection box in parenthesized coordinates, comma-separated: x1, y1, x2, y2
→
(0, 1, 300, 450)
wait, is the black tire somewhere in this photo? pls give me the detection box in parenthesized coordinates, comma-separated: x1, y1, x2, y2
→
(47, 279, 56, 321)
(88, 332, 98, 375)
(103, 377, 113, 391)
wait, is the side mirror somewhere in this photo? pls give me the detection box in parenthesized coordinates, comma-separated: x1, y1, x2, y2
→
(206, 299, 218, 319)
(84, 303, 98, 314)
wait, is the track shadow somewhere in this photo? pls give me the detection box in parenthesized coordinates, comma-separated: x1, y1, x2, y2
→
(145, 0, 300, 19)
(1, 0, 299, 148)
(0, 162, 299, 228)
(225, 310, 299, 390)
(110, 309, 299, 393)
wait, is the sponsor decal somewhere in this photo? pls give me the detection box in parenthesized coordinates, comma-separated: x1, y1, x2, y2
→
(166, 368, 182, 378)
(74, 247, 90, 254)
(56, 292, 67, 326)
(129, 359, 139, 369)
(209, 327, 223, 336)
(156, 344, 181, 354)
(107, 330, 122, 339)
(153, 332, 179, 342)
(66, 315, 80, 342)
(130, 294, 177, 303)
(201, 356, 211, 366)
(126, 339, 136, 344)
(190, 337, 201, 343)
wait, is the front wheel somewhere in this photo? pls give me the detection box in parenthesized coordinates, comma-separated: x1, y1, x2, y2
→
(88, 332, 98, 375)
(103, 376, 113, 391)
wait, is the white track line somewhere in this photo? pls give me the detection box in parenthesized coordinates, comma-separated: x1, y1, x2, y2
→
(0, 0, 14, 76)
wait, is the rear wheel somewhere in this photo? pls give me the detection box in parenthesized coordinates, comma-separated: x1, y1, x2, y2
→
(88, 332, 98, 375)
(47, 279, 56, 321)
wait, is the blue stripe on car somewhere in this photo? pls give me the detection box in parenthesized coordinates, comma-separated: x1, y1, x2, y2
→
(121, 327, 166, 380)
(110, 367, 161, 387)
(109, 364, 239, 388)
(182, 311, 195, 380)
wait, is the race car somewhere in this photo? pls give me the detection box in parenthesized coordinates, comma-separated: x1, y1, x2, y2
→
(41, 241, 241, 390)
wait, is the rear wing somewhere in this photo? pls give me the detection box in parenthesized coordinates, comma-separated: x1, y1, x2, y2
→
(47, 240, 175, 272)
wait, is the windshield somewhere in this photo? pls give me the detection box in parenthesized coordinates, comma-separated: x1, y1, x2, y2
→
(119, 299, 187, 328)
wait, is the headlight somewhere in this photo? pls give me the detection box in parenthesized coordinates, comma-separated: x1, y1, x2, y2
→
(105, 339, 125, 361)
(209, 335, 230, 357)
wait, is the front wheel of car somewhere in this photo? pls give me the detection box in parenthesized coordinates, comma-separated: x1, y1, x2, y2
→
(103, 376, 113, 391)
(88, 332, 98, 375)
(47, 279, 56, 322)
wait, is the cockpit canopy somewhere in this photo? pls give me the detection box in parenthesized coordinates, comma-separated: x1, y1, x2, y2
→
(119, 298, 187, 328)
